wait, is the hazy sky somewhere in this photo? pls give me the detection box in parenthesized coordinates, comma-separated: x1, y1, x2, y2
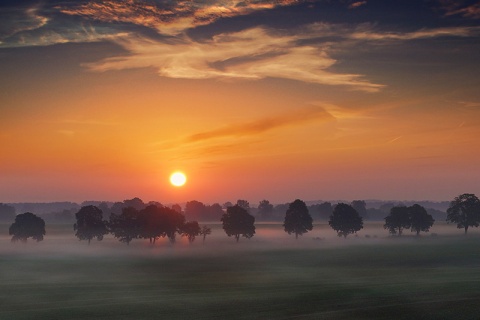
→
(1, 0, 479, 204)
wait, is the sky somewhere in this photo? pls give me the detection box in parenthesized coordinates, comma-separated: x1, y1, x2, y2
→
(1, 0, 479, 204)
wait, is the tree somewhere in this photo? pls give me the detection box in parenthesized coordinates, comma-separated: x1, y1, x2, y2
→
(446, 193, 480, 235)
(328, 203, 363, 238)
(0, 203, 16, 222)
(409, 204, 434, 236)
(351, 200, 368, 220)
(163, 207, 186, 243)
(172, 204, 182, 213)
(314, 202, 333, 220)
(123, 197, 146, 211)
(222, 201, 233, 209)
(74, 206, 108, 244)
(221, 205, 255, 242)
(137, 205, 163, 244)
(257, 200, 274, 221)
(283, 199, 313, 239)
(185, 200, 207, 221)
(109, 207, 140, 245)
(384, 206, 410, 236)
(236, 199, 250, 213)
(181, 221, 201, 243)
(205, 203, 224, 221)
(200, 225, 212, 243)
(9, 212, 46, 242)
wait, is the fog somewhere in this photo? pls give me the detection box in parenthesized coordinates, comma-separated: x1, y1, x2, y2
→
(2, 222, 480, 319)
(1, 221, 478, 259)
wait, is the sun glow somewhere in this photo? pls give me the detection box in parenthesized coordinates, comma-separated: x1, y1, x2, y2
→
(170, 171, 187, 187)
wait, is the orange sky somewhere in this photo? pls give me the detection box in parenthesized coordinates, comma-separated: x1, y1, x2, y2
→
(1, 0, 480, 204)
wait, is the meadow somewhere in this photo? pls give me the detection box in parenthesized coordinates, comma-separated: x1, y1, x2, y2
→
(1, 222, 480, 319)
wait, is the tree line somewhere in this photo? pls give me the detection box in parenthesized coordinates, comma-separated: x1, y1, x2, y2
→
(6, 193, 480, 243)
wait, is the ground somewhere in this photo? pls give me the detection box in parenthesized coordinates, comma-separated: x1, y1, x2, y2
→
(1, 223, 480, 319)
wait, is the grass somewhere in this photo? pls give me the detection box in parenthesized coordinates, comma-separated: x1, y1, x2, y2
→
(1, 224, 480, 319)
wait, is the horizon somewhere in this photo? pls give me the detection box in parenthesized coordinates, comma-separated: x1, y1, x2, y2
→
(1, 0, 479, 203)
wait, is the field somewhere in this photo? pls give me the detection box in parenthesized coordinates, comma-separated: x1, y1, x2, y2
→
(1, 223, 480, 319)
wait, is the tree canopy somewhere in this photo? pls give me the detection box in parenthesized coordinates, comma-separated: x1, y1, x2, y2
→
(409, 204, 434, 236)
(74, 205, 108, 244)
(384, 206, 410, 236)
(200, 225, 212, 243)
(9, 212, 46, 242)
(221, 205, 255, 242)
(283, 199, 313, 239)
(181, 221, 201, 243)
(446, 193, 480, 234)
(257, 200, 274, 221)
(109, 206, 141, 245)
(328, 203, 363, 238)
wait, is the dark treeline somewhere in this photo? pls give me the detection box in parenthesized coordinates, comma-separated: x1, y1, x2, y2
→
(2, 199, 451, 223)
(6, 194, 480, 244)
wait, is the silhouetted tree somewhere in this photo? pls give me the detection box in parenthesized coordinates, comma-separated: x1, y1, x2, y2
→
(221, 205, 255, 242)
(329, 203, 363, 238)
(74, 206, 108, 244)
(314, 202, 333, 220)
(164, 207, 186, 243)
(236, 199, 251, 213)
(351, 200, 368, 220)
(172, 204, 182, 213)
(185, 200, 207, 221)
(200, 225, 212, 243)
(257, 200, 274, 221)
(446, 193, 480, 235)
(283, 199, 313, 239)
(124, 197, 146, 211)
(0, 203, 16, 222)
(409, 204, 434, 236)
(97, 202, 111, 220)
(137, 205, 163, 244)
(384, 206, 410, 236)
(205, 203, 224, 221)
(273, 203, 289, 221)
(222, 201, 233, 209)
(109, 207, 140, 245)
(9, 212, 46, 242)
(181, 221, 201, 243)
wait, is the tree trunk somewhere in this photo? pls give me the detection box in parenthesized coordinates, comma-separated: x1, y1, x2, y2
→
(235, 234, 240, 242)
(416, 230, 420, 236)
(88, 238, 91, 245)
(398, 228, 402, 236)
(465, 226, 468, 235)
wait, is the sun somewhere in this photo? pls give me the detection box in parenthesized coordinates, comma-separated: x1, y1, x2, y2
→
(170, 171, 187, 187)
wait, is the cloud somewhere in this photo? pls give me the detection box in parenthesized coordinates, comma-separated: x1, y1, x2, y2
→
(350, 25, 480, 41)
(85, 27, 384, 92)
(57, 0, 307, 36)
(348, 1, 367, 9)
(0, 5, 49, 41)
(437, 0, 480, 19)
(186, 105, 334, 143)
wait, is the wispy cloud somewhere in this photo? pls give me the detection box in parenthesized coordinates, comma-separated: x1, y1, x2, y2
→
(438, 0, 480, 19)
(348, 1, 367, 9)
(350, 25, 480, 41)
(0, 5, 49, 43)
(186, 105, 333, 143)
(85, 27, 384, 92)
(58, 0, 306, 36)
